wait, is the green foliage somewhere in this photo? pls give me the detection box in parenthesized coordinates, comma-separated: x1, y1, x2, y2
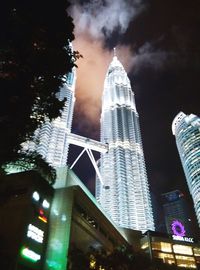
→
(68, 246, 90, 270)
(2, 152, 56, 185)
(0, 1, 80, 165)
(68, 245, 180, 270)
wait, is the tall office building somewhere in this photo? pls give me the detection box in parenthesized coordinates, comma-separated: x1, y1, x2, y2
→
(162, 190, 192, 236)
(24, 68, 76, 168)
(96, 55, 154, 232)
(172, 112, 200, 227)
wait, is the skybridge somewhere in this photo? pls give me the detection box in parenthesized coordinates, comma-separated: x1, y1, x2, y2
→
(67, 133, 108, 185)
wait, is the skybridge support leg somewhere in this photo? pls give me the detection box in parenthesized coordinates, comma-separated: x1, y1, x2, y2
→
(86, 148, 104, 185)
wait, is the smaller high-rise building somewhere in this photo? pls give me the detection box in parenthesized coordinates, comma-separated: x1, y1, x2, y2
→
(162, 190, 192, 236)
(172, 112, 200, 227)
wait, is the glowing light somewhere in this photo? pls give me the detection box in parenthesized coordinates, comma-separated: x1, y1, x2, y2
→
(38, 216, 47, 223)
(171, 220, 186, 237)
(61, 214, 67, 221)
(53, 209, 59, 216)
(21, 247, 41, 262)
(90, 259, 96, 269)
(32, 191, 40, 201)
(172, 235, 194, 243)
(27, 224, 44, 243)
(42, 199, 50, 209)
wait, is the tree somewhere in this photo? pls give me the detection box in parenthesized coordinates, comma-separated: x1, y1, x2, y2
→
(68, 245, 138, 270)
(68, 245, 90, 270)
(103, 245, 160, 270)
(0, 0, 80, 166)
(2, 151, 56, 185)
(68, 245, 180, 270)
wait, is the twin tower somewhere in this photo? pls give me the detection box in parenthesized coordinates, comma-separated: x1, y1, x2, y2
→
(97, 55, 154, 231)
(29, 53, 155, 232)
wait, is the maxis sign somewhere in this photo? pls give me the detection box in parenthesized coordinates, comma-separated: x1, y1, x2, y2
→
(172, 235, 194, 243)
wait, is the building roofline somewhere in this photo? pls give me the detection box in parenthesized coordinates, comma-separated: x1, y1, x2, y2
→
(172, 112, 186, 135)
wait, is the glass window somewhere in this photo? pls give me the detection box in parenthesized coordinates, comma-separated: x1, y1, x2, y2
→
(154, 251, 175, 265)
(141, 242, 148, 250)
(175, 255, 196, 269)
(173, 244, 193, 255)
(193, 247, 200, 256)
(152, 242, 172, 252)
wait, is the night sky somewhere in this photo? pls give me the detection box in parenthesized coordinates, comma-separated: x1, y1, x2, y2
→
(67, 0, 200, 233)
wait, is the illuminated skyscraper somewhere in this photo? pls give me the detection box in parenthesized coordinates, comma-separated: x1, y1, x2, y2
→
(96, 55, 154, 232)
(172, 112, 200, 227)
(24, 68, 76, 168)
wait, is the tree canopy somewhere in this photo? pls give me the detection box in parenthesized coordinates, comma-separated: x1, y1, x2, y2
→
(0, 0, 79, 166)
(68, 245, 180, 270)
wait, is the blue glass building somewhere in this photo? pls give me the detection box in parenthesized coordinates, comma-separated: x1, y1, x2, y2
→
(172, 112, 200, 227)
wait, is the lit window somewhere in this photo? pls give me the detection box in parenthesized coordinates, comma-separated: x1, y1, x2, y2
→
(175, 255, 196, 268)
(160, 242, 172, 252)
(152, 242, 172, 252)
(173, 244, 193, 255)
(154, 251, 175, 264)
(193, 248, 200, 256)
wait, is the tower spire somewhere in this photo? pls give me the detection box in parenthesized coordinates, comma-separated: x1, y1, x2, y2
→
(113, 47, 117, 57)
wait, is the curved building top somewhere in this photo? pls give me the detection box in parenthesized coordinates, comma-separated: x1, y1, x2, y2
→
(172, 112, 186, 135)
(172, 112, 200, 135)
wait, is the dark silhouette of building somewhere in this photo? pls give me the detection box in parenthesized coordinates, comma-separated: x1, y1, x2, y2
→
(162, 190, 192, 237)
(0, 171, 54, 270)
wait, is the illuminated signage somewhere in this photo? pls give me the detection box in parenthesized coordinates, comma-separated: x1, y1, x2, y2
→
(32, 191, 40, 201)
(171, 220, 193, 243)
(21, 247, 41, 262)
(38, 216, 47, 223)
(27, 224, 44, 243)
(38, 209, 47, 223)
(171, 220, 186, 237)
(42, 199, 50, 209)
(172, 235, 194, 243)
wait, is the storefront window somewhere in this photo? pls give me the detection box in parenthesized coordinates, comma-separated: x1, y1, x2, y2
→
(173, 244, 193, 255)
(175, 255, 196, 268)
(193, 247, 200, 256)
(154, 251, 175, 264)
(152, 242, 172, 252)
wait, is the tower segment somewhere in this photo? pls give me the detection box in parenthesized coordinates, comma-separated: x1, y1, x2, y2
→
(96, 56, 154, 232)
(23, 68, 76, 168)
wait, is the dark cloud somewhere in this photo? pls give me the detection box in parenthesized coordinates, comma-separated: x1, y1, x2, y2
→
(70, 0, 145, 38)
